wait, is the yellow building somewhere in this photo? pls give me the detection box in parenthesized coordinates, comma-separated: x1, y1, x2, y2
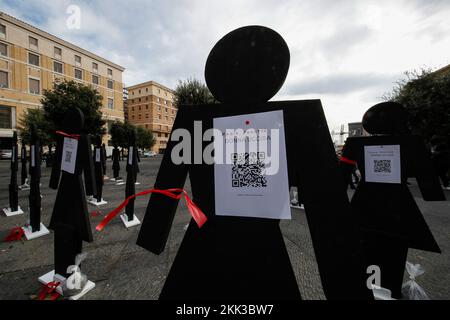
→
(0, 11, 125, 149)
(126, 81, 177, 154)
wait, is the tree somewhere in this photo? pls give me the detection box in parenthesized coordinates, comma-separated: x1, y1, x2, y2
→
(41, 80, 106, 139)
(110, 121, 129, 148)
(174, 78, 217, 105)
(383, 68, 450, 145)
(18, 108, 51, 146)
(135, 126, 156, 150)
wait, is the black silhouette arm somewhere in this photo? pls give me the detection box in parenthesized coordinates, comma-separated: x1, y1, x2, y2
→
(49, 136, 62, 190)
(82, 135, 97, 197)
(137, 108, 190, 254)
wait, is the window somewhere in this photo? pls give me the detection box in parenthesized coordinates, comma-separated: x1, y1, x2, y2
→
(107, 68, 113, 77)
(138, 98, 141, 102)
(0, 106, 12, 129)
(53, 61, 63, 74)
(0, 24, 5, 39)
(29, 78, 40, 94)
(75, 55, 81, 66)
(108, 98, 114, 109)
(0, 42, 7, 56)
(145, 124, 148, 129)
(158, 105, 161, 110)
(92, 62, 98, 73)
(132, 107, 134, 112)
(146, 105, 148, 109)
(0, 70, 8, 88)
(165, 108, 168, 113)
(138, 114, 141, 119)
(74, 68, 83, 80)
(54, 47, 62, 59)
(165, 116, 168, 121)
(28, 53, 40, 66)
(107, 80, 113, 89)
(146, 88, 148, 92)
(158, 114, 161, 119)
(92, 75, 99, 85)
(158, 89, 160, 94)
(157, 97, 160, 103)
(146, 114, 149, 118)
(146, 97, 148, 101)
(29, 36, 38, 50)
(138, 106, 141, 111)
(138, 89, 141, 94)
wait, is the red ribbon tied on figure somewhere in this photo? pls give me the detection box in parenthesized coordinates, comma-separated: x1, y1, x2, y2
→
(3, 227, 25, 242)
(37, 281, 61, 300)
(95, 188, 207, 231)
(340, 156, 357, 166)
(55, 130, 80, 140)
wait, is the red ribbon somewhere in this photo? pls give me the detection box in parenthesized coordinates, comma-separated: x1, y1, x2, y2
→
(55, 130, 80, 140)
(37, 281, 60, 300)
(96, 188, 207, 231)
(3, 227, 25, 242)
(340, 156, 357, 165)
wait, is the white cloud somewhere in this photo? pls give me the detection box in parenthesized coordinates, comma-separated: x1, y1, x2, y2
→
(1, 0, 449, 131)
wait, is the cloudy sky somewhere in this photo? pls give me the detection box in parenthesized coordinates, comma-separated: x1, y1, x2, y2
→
(2, 0, 450, 136)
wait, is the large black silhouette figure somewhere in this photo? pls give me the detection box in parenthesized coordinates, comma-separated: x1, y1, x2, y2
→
(137, 26, 372, 300)
(92, 138, 105, 203)
(112, 144, 121, 180)
(125, 130, 139, 221)
(20, 143, 28, 186)
(49, 108, 96, 277)
(29, 125, 42, 232)
(8, 132, 19, 212)
(342, 102, 445, 298)
(101, 143, 107, 177)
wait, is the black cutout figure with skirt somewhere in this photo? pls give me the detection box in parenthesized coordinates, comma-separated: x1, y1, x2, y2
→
(342, 102, 445, 298)
(49, 108, 96, 277)
(137, 26, 372, 300)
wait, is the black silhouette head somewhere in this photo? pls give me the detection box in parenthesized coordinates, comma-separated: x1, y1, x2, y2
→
(205, 25, 290, 104)
(128, 128, 136, 146)
(12, 131, 17, 144)
(362, 102, 408, 135)
(62, 108, 84, 134)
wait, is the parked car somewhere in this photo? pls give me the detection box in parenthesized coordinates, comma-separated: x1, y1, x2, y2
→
(0, 149, 12, 159)
(143, 151, 157, 158)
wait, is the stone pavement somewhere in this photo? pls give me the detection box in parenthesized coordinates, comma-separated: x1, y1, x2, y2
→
(0, 157, 448, 300)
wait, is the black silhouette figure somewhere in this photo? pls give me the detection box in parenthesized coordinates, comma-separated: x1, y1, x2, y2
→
(137, 26, 372, 300)
(28, 125, 42, 232)
(341, 102, 445, 298)
(49, 108, 96, 277)
(8, 132, 19, 212)
(112, 144, 121, 180)
(125, 130, 139, 221)
(92, 137, 105, 203)
(101, 143, 107, 176)
(20, 143, 28, 186)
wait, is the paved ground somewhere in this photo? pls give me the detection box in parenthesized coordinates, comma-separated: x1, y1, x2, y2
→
(0, 156, 448, 300)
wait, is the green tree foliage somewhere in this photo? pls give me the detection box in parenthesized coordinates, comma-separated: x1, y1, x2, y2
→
(41, 80, 106, 139)
(174, 78, 217, 105)
(384, 68, 450, 145)
(18, 108, 51, 146)
(110, 121, 131, 148)
(135, 126, 156, 150)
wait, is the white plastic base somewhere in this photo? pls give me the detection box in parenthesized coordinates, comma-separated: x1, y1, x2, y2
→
(38, 270, 95, 300)
(22, 223, 50, 240)
(115, 182, 126, 186)
(290, 204, 305, 210)
(135, 182, 141, 185)
(104, 176, 110, 180)
(3, 206, 24, 216)
(88, 199, 108, 206)
(120, 214, 141, 228)
(111, 178, 123, 183)
(371, 285, 396, 300)
(19, 184, 30, 191)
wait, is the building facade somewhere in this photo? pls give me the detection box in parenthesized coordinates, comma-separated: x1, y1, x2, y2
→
(126, 81, 176, 154)
(0, 11, 125, 149)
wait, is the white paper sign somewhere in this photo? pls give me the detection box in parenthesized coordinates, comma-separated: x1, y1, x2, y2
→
(213, 110, 291, 220)
(128, 147, 133, 165)
(31, 145, 35, 167)
(95, 148, 101, 163)
(364, 145, 401, 184)
(61, 137, 78, 174)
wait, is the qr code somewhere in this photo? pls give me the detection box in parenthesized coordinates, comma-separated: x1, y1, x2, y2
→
(374, 160, 391, 173)
(65, 151, 72, 163)
(231, 152, 267, 187)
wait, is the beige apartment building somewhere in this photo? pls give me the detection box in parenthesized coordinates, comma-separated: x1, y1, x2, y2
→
(0, 11, 125, 149)
(126, 81, 177, 153)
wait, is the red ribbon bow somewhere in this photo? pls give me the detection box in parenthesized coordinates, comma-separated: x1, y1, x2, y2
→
(3, 227, 25, 242)
(96, 188, 207, 231)
(55, 130, 80, 140)
(37, 281, 61, 300)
